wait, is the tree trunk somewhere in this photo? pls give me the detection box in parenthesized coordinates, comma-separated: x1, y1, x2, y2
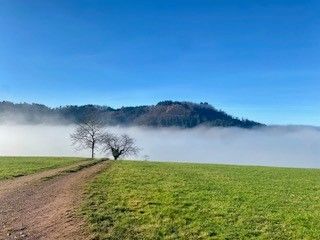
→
(91, 142, 95, 159)
(111, 148, 120, 160)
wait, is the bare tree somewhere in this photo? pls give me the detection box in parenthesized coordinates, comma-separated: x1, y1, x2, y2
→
(142, 155, 150, 161)
(70, 119, 104, 159)
(100, 133, 140, 160)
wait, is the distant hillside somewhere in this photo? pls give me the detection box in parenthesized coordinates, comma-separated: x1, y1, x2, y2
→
(0, 100, 263, 128)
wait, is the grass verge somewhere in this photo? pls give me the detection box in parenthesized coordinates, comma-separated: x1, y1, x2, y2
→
(0, 156, 87, 180)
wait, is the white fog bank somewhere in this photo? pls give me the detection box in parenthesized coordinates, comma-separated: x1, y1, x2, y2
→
(0, 124, 320, 168)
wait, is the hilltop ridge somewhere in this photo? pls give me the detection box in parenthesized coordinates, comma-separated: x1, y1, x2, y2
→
(0, 100, 263, 128)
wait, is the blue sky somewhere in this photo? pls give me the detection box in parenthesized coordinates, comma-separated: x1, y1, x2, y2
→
(0, 0, 319, 125)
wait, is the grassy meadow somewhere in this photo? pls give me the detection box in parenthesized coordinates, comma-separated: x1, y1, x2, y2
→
(0, 156, 86, 180)
(83, 161, 320, 240)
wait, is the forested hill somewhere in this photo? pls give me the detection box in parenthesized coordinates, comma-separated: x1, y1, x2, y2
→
(0, 100, 263, 128)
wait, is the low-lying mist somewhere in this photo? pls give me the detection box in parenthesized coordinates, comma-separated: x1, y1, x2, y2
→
(0, 124, 320, 168)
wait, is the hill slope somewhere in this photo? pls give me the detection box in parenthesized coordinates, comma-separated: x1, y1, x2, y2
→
(0, 100, 262, 128)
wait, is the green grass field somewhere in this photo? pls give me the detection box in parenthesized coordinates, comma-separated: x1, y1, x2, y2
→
(0, 156, 86, 180)
(83, 161, 320, 240)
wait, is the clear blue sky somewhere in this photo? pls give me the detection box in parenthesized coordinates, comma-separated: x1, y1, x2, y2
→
(0, 0, 319, 125)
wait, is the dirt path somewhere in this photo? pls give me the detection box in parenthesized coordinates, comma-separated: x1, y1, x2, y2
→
(0, 161, 108, 240)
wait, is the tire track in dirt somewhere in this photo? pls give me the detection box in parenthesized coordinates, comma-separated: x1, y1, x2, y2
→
(0, 161, 108, 240)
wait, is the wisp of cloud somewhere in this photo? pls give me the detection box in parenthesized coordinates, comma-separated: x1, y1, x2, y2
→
(0, 124, 319, 168)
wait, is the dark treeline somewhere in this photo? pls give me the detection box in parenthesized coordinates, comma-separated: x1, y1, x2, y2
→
(0, 100, 263, 128)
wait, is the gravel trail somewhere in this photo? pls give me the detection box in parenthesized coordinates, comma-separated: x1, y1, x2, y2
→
(0, 161, 108, 240)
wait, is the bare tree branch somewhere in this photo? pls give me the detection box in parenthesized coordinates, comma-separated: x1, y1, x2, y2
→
(100, 133, 140, 160)
(70, 117, 104, 159)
